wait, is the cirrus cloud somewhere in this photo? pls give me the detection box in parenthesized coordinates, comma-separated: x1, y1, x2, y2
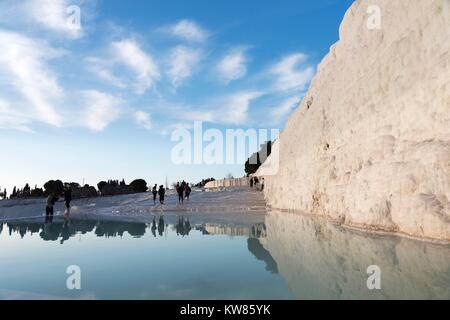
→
(270, 53, 315, 92)
(0, 30, 64, 127)
(111, 39, 160, 94)
(167, 19, 209, 43)
(0, 0, 87, 39)
(217, 47, 248, 84)
(167, 46, 202, 88)
(269, 96, 301, 125)
(133, 111, 152, 130)
(81, 90, 123, 132)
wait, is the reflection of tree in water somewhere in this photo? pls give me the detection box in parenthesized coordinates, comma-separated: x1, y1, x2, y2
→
(247, 238, 279, 274)
(3, 219, 147, 242)
(1, 218, 277, 279)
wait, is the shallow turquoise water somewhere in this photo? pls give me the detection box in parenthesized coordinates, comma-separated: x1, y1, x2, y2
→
(0, 216, 292, 299)
(1, 211, 449, 300)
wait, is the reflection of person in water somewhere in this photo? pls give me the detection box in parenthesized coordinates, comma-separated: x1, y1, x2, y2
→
(60, 219, 71, 244)
(40, 220, 61, 241)
(151, 216, 157, 237)
(45, 214, 54, 224)
(176, 216, 192, 237)
(158, 215, 165, 236)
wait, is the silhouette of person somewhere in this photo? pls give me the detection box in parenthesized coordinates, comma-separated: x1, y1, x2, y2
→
(46, 193, 58, 216)
(176, 182, 184, 204)
(152, 184, 158, 204)
(250, 177, 254, 188)
(64, 188, 72, 214)
(184, 183, 191, 201)
(158, 185, 165, 204)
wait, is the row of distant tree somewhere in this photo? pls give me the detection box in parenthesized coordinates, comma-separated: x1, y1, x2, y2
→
(1, 176, 222, 201)
(97, 179, 148, 196)
(2, 179, 149, 200)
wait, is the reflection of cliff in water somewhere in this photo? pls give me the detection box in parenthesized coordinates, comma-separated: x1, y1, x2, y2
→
(261, 210, 450, 299)
(247, 238, 278, 274)
(197, 222, 267, 238)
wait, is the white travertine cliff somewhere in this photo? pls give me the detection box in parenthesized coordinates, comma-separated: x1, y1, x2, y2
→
(257, 0, 450, 241)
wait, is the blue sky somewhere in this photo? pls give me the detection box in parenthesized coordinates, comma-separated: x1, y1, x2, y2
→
(0, 0, 353, 193)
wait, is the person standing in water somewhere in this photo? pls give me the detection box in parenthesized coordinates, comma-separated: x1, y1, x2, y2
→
(184, 183, 191, 201)
(46, 192, 58, 216)
(158, 185, 165, 205)
(152, 184, 158, 204)
(64, 188, 72, 215)
(176, 182, 184, 204)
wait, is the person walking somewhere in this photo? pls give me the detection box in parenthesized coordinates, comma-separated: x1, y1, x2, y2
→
(46, 192, 58, 216)
(152, 184, 158, 204)
(184, 183, 191, 201)
(64, 188, 72, 214)
(176, 182, 184, 204)
(158, 185, 165, 205)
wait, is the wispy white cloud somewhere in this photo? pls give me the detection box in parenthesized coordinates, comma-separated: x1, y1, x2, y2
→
(269, 96, 300, 124)
(221, 91, 263, 124)
(217, 48, 248, 83)
(133, 110, 152, 130)
(150, 91, 262, 127)
(0, 0, 85, 39)
(167, 19, 209, 43)
(111, 39, 160, 94)
(81, 90, 122, 132)
(0, 98, 33, 133)
(270, 53, 315, 92)
(85, 57, 127, 89)
(0, 30, 64, 127)
(167, 46, 202, 88)
(25, 0, 83, 39)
